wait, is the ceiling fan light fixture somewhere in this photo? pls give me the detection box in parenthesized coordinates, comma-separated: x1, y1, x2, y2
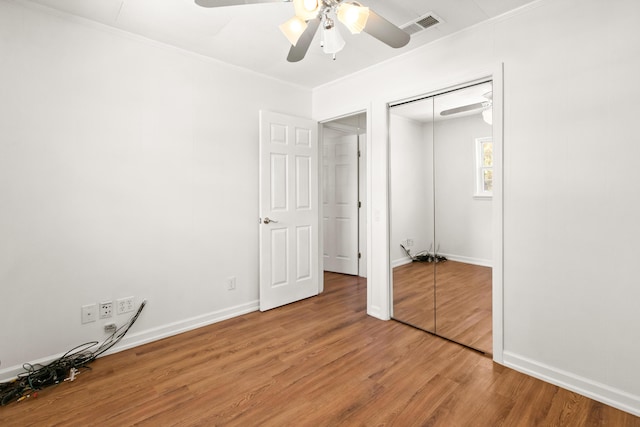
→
(322, 26, 345, 55)
(294, 0, 321, 20)
(482, 108, 493, 125)
(337, 2, 369, 34)
(279, 16, 309, 46)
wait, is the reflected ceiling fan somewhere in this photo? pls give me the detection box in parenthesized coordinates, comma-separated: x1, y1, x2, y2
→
(440, 91, 493, 124)
(195, 0, 410, 62)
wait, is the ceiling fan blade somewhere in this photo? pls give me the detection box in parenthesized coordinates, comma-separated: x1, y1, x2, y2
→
(363, 9, 410, 48)
(440, 102, 487, 116)
(287, 18, 320, 62)
(195, 0, 289, 8)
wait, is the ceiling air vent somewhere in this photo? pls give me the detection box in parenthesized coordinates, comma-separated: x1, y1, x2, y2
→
(401, 13, 443, 36)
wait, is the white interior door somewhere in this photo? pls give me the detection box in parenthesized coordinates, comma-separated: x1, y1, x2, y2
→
(259, 110, 319, 311)
(322, 135, 359, 275)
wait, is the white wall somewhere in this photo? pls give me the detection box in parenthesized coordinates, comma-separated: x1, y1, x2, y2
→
(0, 0, 311, 378)
(434, 114, 492, 265)
(313, 0, 640, 416)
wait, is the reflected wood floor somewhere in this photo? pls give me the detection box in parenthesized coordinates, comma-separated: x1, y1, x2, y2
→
(1, 273, 639, 426)
(393, 261, 492, 353)
(393, 261, 436, 332)
(435, 261, 492, 354)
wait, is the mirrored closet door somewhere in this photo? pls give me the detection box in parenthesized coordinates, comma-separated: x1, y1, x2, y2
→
(389, 81, 493, 354)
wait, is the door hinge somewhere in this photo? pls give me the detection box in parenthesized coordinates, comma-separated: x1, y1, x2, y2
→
(358, 252, 362, 259)
(358, 201, 362, 208)
(358, 150, 361, 158)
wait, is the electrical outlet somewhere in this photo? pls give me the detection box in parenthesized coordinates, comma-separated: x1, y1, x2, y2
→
(99, 301, 113, 319)
(104, 323, 117, 334)
(406, 239, 414, 247)
(81, 304, 98, 324)
(116, 296, 135, 314)
(226, 276, 236, 290)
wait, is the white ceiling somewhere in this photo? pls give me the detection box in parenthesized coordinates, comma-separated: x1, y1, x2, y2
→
(23, 0, 538, 88)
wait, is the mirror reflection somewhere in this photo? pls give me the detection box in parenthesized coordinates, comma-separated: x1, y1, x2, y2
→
(390, 81, 493, 354)
(390, 96, 435, 332)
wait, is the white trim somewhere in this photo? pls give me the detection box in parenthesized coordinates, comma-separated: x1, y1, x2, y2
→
(367, 304, 386, 320)
(491, 63, 504, 364)
(0, 300, 259, 382)
(393, 255, 491, 269)
(439, 254, 492, 268)
(318, 122, 326, 294)
(504, 351, 640, 417)
(365, 103, 391, 320)
(391, 256, 413, 268)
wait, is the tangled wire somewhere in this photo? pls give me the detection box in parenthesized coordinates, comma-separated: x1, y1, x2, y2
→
(1, 300, 146, 406)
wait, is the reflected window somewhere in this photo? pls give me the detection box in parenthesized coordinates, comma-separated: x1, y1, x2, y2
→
(475, 137, 493, 197)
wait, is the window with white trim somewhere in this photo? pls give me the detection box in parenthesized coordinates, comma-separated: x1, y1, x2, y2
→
(475, 137, 493, 198)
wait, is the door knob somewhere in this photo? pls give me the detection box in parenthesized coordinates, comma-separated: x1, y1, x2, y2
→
(263, 217, 278, 224)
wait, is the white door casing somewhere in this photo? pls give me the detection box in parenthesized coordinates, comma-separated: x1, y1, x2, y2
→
(259, 110, 320, 311)
(322, 135, 359, 275)
(358, 133, 367, 278)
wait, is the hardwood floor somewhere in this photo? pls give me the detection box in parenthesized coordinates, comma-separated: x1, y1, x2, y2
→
(393, 260, 492, 353)
(1, 272, 638, 426)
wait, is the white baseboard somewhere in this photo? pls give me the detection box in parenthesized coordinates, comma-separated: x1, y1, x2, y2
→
(393, 254, 492, 268)
(503, 351, 640, 417)
(0, 300, 259, 382)
(440, 253, 492, 267)
(391, 256, 413, 268)
(367, 304, 389, 320)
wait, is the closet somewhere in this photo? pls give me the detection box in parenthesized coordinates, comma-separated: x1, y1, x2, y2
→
(389, 81, 493, 354)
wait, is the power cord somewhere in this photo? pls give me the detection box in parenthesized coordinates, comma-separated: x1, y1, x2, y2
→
(400, 243, 447, 263)
(0, 300, 146, 406)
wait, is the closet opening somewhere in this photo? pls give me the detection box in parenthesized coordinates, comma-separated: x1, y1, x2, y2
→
(388, 80, 494, 354)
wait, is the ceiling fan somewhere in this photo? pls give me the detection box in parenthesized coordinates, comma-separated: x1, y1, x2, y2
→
(440, 91, 493, 124)
(195, 0, 410, 62)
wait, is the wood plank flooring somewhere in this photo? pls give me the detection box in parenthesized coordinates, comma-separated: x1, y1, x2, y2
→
(1, 272, 638, 426)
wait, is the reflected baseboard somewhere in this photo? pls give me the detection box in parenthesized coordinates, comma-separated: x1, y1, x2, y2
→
(392, 256, 413, 268)
(392, 254, 491, 269)
(436, 253, 492, 268)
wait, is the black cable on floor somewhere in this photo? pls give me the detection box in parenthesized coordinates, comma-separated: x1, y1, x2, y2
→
(0, 300, 146, 406)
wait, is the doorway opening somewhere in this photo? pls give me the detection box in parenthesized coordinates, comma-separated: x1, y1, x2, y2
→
(321, 112, 367, 278)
